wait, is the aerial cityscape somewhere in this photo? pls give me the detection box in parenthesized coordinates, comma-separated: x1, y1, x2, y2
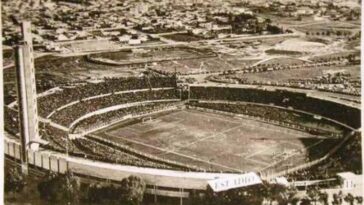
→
(2, 0, 362, 204)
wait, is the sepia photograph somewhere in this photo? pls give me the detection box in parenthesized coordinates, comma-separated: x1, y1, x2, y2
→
(1, 0, 362, 204)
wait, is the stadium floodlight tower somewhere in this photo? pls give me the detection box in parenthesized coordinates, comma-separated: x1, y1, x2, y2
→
(15, 21, 42, 174)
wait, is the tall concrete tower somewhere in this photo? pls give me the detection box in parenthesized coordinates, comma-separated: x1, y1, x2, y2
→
(15, 21, 40, 170)
(0, 0, 5, 198)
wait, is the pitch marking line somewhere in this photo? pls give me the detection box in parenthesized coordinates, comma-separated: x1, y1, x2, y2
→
(260, 139, 325, 171)
(128, 124, 154, 133)
(246, 158, 270, 167)
(244, 144, 277, 160)
(104, 132, 244, 172)
(120, 127, 147, 134)
(195, 109, 318, 140)
(160, 124, 244, 155)
(245, 138, 314, 166)
(185, 110, 241, 125)
(107, 110, 185, 134)
(126, 117, 185, 134)
(284, 141, 303, 148)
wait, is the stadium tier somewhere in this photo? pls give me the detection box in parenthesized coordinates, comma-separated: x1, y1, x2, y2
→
(50, 89, 179, 127)
(4, 107, 20, 137)
(73, 102, 179, 133)
(188, 102, 346, 137)
(287, 133, 362, 181)
(37, 76, 177, 117)
(72, 138, 172, 169)
(40, 123, 175, 169)
(189, 86, 361, 129)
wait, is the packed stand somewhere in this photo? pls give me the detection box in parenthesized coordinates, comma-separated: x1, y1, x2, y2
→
(190, 86, 361, 129)
(73, 102, 178, 133)
(189, 102, 345, 137)
(39, 123, 82, 154)
(38, 76, 177, 117)
(4, 107, 20, 137)
(287, 133, 362, 181)
(72, 138, 171, 169)
(39, 123, 177, 169)
(51, 89, 179, 127)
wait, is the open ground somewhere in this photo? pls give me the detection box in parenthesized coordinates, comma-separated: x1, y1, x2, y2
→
(95, 109, 339, 173)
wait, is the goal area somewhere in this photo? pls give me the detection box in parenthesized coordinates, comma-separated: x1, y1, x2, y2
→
(142, 116, 153, 123)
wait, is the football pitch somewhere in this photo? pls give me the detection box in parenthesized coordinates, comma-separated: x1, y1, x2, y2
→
(95, 109, 337, 173)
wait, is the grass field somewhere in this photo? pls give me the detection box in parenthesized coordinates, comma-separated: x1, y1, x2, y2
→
(95, 109, 337, 173)
(234, 65, 360, 83)
(90, 47, 211, 62)
(151, 57, 237, 74)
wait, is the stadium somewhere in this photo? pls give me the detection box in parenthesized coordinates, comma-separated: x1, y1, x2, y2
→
(4, 60, 361, 197)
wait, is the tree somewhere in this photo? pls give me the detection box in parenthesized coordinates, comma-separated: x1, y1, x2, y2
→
(319, 191, 329, 205)
(344, 193, 355, 205)
(301, 197, 311, 205)
(333, 193, 342, 205)
(203, 184, 267, 205)
(84, 182, 120, 204)
(120, 175, 146, 205)
(5, 167, 26, 193)
(37, 171, 80, 204)
(286, 187, 299, 205)
(267, 24, 283, 34)
(356, 196, 363, 204)
(264, 183, 289, 205)
(338, 191, 344, 204)
(307, 186, 321, 205)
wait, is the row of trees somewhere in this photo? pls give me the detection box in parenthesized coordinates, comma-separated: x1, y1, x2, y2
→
(5, 166, 363, 205)
(5, 167, 26, 193)
(307, 187, 362, 205)
(189, 183, 299, 205)
(37, 172, 146, 205)
(5, 168, 146, 205)
(305, 30, 353, 37)
(190, 183, 362, 205)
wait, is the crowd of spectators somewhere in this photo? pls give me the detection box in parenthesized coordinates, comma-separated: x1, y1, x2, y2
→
(3, 49, 14, 67)
(51, 89, 179, 127)
(40, 123, 81, 154)
(4, 107, 19, 137)
(72, 138, 171, 169)
(189, 102, 344, 137)
(190, 86, 361, 129)
(287, 133, 362, 181)
(38, 123, 176, 169)
(74, 102, 178, 133)
(38, 76, 177, 117)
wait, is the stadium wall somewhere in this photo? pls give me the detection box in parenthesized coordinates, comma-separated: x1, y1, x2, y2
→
(4, 136, 239, 196)
(5, 129, 356, 196)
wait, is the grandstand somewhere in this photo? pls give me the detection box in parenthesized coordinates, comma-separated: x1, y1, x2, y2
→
(188, 86, 361, 129)
(4, 76, 361, 188)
